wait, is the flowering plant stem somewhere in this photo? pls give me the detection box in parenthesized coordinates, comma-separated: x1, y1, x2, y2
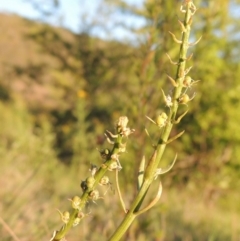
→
(50, 1, 199, 240)
(51, 118, 134, 241)
(108, 1, 198, 240)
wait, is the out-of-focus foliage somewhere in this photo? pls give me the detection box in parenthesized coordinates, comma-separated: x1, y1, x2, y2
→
(0, 0, 240, 240)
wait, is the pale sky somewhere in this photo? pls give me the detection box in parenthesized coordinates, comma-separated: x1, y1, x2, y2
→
(0, 0, 92, 32)
(0, 0, 145, 42)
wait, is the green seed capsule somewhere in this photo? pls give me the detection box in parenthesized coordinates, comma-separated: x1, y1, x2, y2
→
(179, 94, 190, 104)
(62, 211, 70, 223)
(156, 112, 168, 127)
(72, 217, 81, 227)
(183, 76, 192, 87)
(100, 176, 110, 185)
(71, 196, 81, 209)
(86, 176, 95, 189)
(89, 190, 100, 201)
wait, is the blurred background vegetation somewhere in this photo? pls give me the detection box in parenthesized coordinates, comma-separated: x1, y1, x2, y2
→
(1, 0, 240, 240)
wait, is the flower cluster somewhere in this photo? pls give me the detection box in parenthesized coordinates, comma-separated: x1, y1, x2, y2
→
(116, 116, 135, 137)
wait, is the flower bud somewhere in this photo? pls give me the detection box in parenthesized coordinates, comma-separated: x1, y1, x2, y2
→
(99, 176, 110, 185)
(183, 76, 192, 87)
(108, 161, 121, 171)
(89, 190, 100, 201)
(117, 116, 129, 130)
(179, 94, 190, 104)
(62, 211, 70, 223)
(78, 211, 85, 219)
(72, 217, 81, 227)
(86, 176, 95, 189)
(71, 196, 81, 209)
(156, 112, 168, 127)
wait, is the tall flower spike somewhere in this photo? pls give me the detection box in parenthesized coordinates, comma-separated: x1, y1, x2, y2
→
(107, 2, 200, 240)
(50, 1, 200, 240)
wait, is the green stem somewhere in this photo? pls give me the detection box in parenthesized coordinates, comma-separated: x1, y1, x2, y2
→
(108, 2, 194, 240)
(53, 136, 124, 241)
